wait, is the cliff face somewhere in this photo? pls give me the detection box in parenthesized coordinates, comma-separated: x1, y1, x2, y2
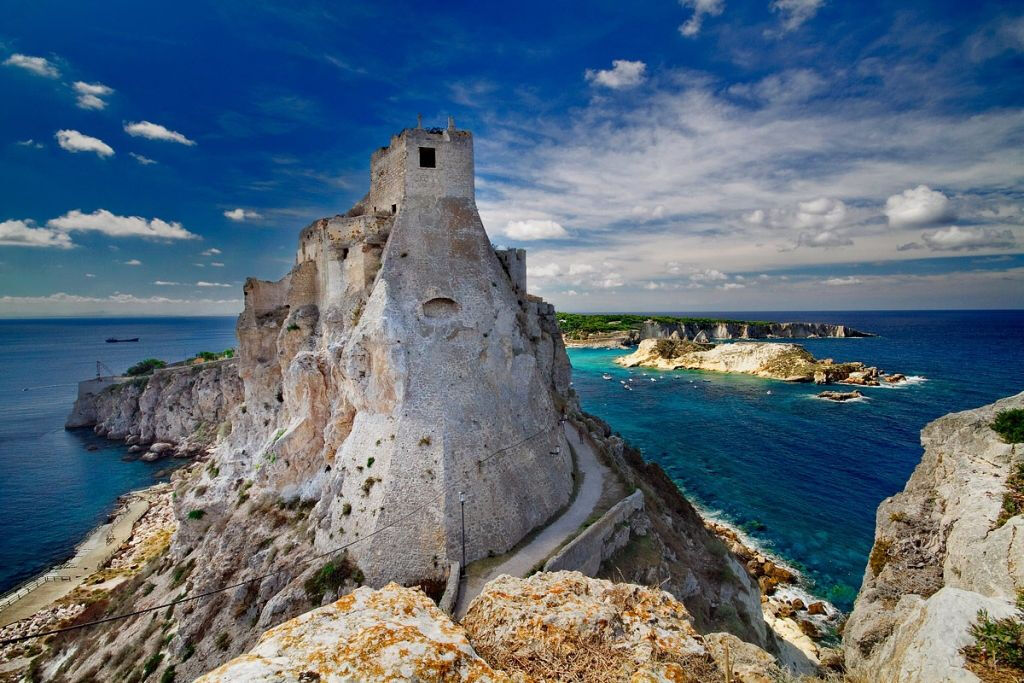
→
(66, 359, 242, 453)
(844, 391, 1024, 682)
(198, 573, 782, 683)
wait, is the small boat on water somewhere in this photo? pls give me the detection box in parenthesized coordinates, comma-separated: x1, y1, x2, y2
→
(623, 384, 633, 391)
(602, 373, 612, 380)
(105, 337, 139, 343)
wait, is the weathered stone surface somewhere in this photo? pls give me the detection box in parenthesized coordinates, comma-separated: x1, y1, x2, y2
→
(543, 489, 647, 575)
(844, 391, 1024, 682)
(196, 583, 506, 682)
(462, 572, 741, 682)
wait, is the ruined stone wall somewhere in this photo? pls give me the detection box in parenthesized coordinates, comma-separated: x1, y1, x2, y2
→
(495, 248, 527, 296)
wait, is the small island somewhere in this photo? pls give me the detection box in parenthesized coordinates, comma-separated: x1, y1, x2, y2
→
(559, 312, 872, 348)
(616, 338, 908, 385)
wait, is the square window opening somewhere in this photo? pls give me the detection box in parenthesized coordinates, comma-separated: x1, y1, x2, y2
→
(418, 147, 436, 168)
(391, 204, 397, 214)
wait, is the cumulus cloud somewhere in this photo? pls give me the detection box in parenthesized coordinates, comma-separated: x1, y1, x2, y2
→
(72, 81, 113, 110)
(679, 0, 724, 37)
(689, 268, 728, 282)
(124, 121, 195, 146)
(504, 219, 568, 240)
(719, 282, 745, 290)
(0, 219, 74, 248)
(129, 152, 157, 165)
(884, 185, 955, 228)
(770, 0, 824, 31)
(920, 226, 1016, 251)
(55, 130, 114, 157)
(527, 262, 562, 278)
(47, 209, 198, 240)
(823, 276, 862, 286)
(3, 53, 59, 78)
(210, 261, 225, 267)
(584, 60, 647, 89)
(567, 263, 595, 276)
(223, 208, 262, 222)
(16, 139, 43, 149)
(201, 248, 222, 256)
(123, 259, 142, 266)
(196, 281, 231, 287)
(153, 281, 181, 286)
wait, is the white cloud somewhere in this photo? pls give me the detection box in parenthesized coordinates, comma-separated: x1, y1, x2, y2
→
(796, 230, 853, 248)
(719, 282, 746, 290)
(55, 130, 114, 157)
(0, 292, 242, 316)
(48, 209, 198, 240)
(85, 273, 95, 278)
(770, 0, 824, 31)
(584, 60, 647, 89)
(210, 261, 225, 267)
(128, 152, 157, 165)
(504, 219, 568, 240)
(0, 219, 74, 248)
(567, 263, 595, 276)
(679, 0, 724, 37)
(201, 247, 222, 256)
(527, 262, 562, 278)
(123, 259, 142, 266)
(920, 226, 1016, 251)
(72, 81, 113, 110)
(884, 185, 955, 228)
(124, 121, 195, 146)
(822, 276, 862, 286)
(16, 139, 43, 149)
(3, 53, 59, 78)
(223, 208, 262, 222)
(153, 280, 181, 286)
(689, 268, 728, 282)
(728, 69, 826, 105)
(196, 281, 231, 287)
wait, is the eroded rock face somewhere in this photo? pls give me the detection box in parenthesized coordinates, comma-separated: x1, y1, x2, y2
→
(844, 391, 1024, 682)
(196, 582, 507, 682)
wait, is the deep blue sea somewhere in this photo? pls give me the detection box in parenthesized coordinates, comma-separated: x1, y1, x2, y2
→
(568, 310, 1024, 610)
(0, 317, 238, 595)
(0, 312, 1021, 611)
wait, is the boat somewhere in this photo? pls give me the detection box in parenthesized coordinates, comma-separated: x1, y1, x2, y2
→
(105, 337, 139, 343)
(602, 373, 612, 380)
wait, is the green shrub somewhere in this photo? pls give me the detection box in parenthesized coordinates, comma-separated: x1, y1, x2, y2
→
(992, 409, 1024, 444)
(418, 436, 431, 446)
(214, 632, 231, 651)
(962, 592, 1024, 675)
(159, 666, 176, 683)
(342, 502, 352, 516)
(187, 509, 205, 521)
(126, 359, 166, 376)
(194, 351, 219, 361)
(996, 462, 1024, 528)
(181, 642, 195, 662)
(304, 558, 360, 603)
(286, 323, 300, 332)
(366, 457, 375, 468)
(141, 653, 163, 678)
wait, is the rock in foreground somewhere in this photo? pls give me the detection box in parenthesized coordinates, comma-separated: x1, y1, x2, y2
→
(196, 582, 506, 682)
(199, 572, 782, 682)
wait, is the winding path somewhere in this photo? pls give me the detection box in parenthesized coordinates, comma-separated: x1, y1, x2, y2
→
(454, 421, 608, 618)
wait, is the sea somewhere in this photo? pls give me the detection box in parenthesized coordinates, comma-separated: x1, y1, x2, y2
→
(0, 311, 1022, 611)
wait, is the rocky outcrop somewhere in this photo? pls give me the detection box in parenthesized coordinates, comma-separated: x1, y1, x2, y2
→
(818, 390, 864, 402)
(616, 338, 899, 384)
(844, 391, 1024, 682)
(200, 573, 782, 683)
(66, 359, 242, 456)
(639, 319, 871, 341)
(196, 582, 505, 682)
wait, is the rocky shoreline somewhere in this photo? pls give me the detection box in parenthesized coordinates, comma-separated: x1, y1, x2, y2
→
(616, 338, 910, 385)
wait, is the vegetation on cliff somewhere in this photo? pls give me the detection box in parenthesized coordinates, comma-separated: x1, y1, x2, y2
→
(963, 590, 1024, 680)
(126, 358, 167, 376)
(992, 408, 1024, 444)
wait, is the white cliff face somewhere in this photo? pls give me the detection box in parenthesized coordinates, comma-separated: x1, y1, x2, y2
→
(844, 391, 1024, 682)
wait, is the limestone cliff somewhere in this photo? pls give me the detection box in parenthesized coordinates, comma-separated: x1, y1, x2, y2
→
(198, 573, 782, 683)
(65, 359, 242, 455)
(639, 319, 871, 341)
(843, 391, 1024, 682)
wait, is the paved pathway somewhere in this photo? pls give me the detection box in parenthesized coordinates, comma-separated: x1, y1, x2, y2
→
(0, 495, 151, 628)
(454, 421, 608, 618)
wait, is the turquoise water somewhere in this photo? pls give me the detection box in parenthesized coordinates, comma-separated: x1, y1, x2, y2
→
(568, 310, 1024, 610)
(0, 317, 238, 595)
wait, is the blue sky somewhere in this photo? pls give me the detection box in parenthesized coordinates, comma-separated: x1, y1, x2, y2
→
(1, 0, 1022, 315)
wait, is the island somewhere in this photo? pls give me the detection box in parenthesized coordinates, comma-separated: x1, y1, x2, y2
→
(559, 312, 873, 348)
(616, 338, 908, 385)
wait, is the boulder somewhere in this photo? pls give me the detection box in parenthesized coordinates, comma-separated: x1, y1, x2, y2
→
(196, 583, 504, 682)
(817, 390, 863, 402)
(149, 442, 175, 454)
(807, 601, 827, 615)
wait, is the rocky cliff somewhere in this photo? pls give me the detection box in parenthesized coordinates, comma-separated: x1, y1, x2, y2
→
(639, 319, 871, 341)
(66, 359, 242, 457)
(197, 572, 783, 683)
(844, 391, 1024, 682)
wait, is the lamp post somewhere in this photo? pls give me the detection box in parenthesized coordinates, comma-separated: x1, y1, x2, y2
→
(459, 491, 466, 577)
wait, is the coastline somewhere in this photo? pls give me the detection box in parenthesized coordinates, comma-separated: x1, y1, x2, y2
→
(0, 481, 176, 671)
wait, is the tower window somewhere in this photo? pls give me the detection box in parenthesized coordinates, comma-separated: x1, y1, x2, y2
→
(391, 204, 397, 214)
(418, 147, 436, 168)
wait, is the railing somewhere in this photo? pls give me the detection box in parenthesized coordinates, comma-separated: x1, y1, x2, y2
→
(0, 573, 76, 612)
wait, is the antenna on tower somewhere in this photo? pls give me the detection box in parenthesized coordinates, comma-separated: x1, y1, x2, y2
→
(447, 115, 456, 131)
(416, 113, 423, 129)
